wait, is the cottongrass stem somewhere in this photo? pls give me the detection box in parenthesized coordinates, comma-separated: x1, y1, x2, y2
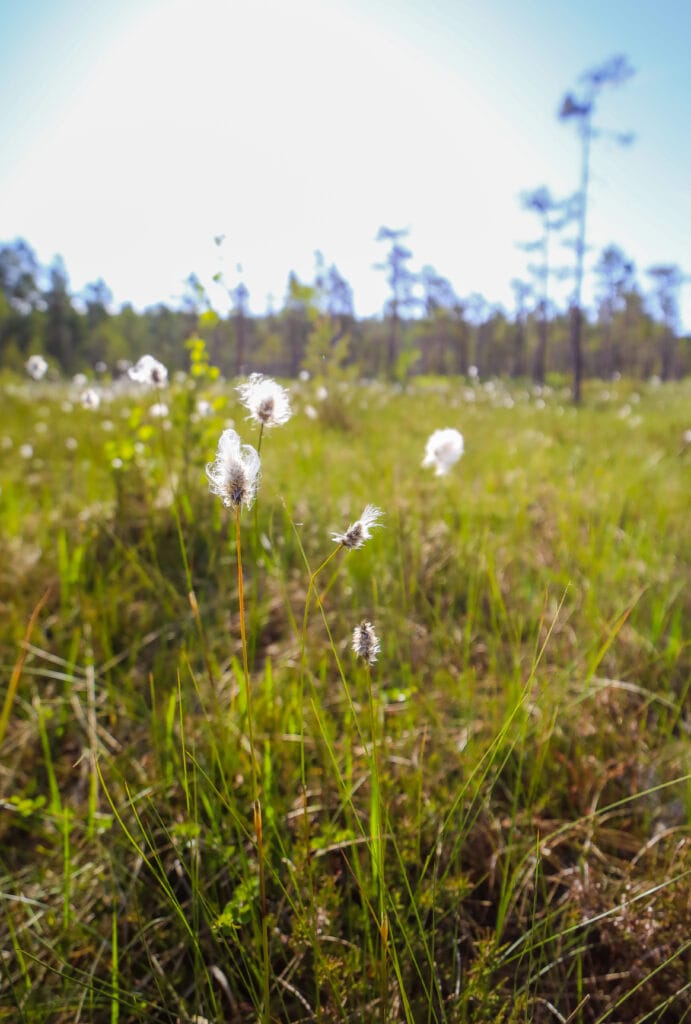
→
(232, 503, 271, 1023)
(353, 616, 388, 1022)
(207, 427, 270, 1020)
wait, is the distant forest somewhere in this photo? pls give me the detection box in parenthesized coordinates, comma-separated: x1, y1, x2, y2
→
(1, 233, 688, 387)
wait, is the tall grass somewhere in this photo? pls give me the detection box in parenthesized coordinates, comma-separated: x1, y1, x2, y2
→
(0, 367, 689, 1023)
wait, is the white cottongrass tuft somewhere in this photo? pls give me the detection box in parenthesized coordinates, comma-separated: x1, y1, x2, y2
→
(206, 428, 261, 511)
(150, 402, 169, 418)
(352, 620, 380, 665)
(81, 388, 100, 410)
(128, 354, 168, 388)
(422, 428, 464, 476)
(238, 373, 292, 427)
(26, 354, 48, 380)
(332, 504, 383, 550)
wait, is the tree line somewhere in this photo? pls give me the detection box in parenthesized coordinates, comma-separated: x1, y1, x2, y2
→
(0, 231, 688, 386)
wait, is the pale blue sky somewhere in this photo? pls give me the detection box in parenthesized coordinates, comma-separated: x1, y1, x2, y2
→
(1, 0, 690, 327)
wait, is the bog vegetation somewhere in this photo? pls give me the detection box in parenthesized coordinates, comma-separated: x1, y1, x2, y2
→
(0, 347, 689, 1023)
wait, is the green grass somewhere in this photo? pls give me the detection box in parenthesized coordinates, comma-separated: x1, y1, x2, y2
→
(0, 367, 689, 1023)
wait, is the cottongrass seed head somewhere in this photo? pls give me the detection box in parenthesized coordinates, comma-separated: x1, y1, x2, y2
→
(26, 354, 48, 381)
(352, 620, 380, 665)
(206, 428, 261, 511)
(128, 354, 168, 388)
(332, 504, 384, 550)
(238, 373, 292, 427)
(81, 388, 101, 410)
(422, 428, 464, 476)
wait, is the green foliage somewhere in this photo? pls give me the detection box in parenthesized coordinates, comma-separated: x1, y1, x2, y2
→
(2, 235, 690, 381)
(0, 371, 689, 1022)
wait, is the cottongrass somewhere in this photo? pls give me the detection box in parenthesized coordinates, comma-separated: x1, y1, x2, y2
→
(331, 504, 384, 550)
(81, 388, 101, 410)
(238, 373, 292, 429)
(206, 428, 261, 511)
(26, 354, 48, 380)
(422, 427, 464, 475)
(352, 620, 380, 664)
(206, 420, 271, 1021)
(128, 354, 168, 388)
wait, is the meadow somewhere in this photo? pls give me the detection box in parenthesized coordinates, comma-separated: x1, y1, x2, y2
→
(0, 354, 689, 1024)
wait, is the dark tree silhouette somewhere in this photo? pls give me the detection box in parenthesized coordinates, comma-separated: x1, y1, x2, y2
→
(0, 238, 41, 314)
(417, 266, 463, 374)
(594, 245, 635, 378)
(0, 239, 43, 361)
(314, 251, 355, 361)
(519, 186, 575, 384)
(231, 278, 250, 376)
(559, 54, 635, 401)
(81, 279, 113, 330)
(44, 257, 83, 373)
(375, 226, 417, 376)
(510, 278, 532, 378)
(646, 264, 686, 380)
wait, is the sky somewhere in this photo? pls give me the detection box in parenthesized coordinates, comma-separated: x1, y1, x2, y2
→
(1, 0, 690, 328)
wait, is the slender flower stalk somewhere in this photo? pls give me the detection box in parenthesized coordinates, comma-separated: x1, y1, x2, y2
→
(204, 423, 263, 662)
(303, 504, 384, 649)
(207, 427, 269, 1021)
(233, 503, 271, 1022)
(353, 618, 388, 1022)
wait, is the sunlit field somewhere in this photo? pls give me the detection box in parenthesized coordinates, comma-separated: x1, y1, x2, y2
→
(1, 357, 689, 1024)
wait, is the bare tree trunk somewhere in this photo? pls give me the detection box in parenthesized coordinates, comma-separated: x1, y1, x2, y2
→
(660, 328, 676, 380)
(387, 303, 399, 376)
(570, 305, 583, 402)
(599, 321, 613, 379)
(532, 304, 548, 384)
(512, 322, 525, 377)
(235, 310, 247, 376)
